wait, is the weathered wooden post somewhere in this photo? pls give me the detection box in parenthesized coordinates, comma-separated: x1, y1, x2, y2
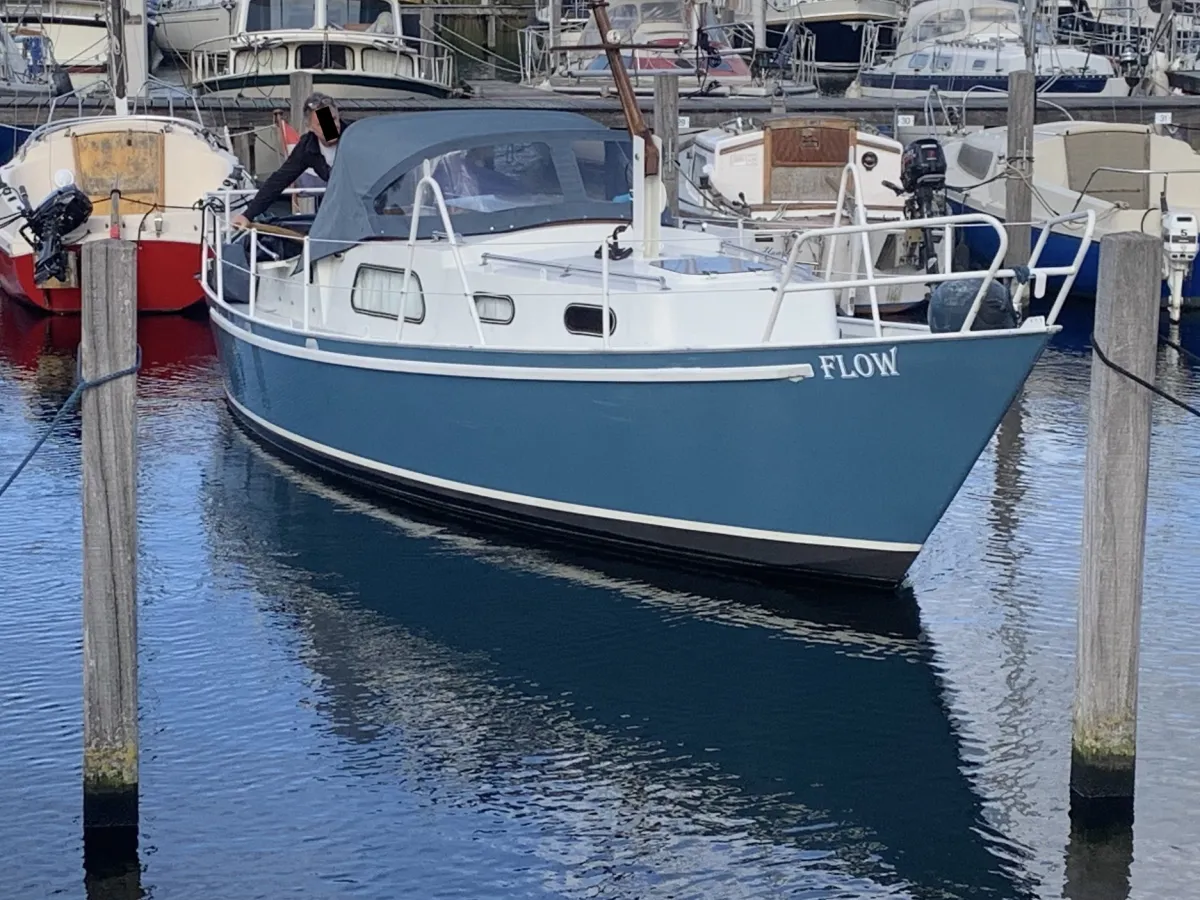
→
(1005, 69, 1035, 317)
(81, 240, 139, 854)
(1071, 231, 1159, 830)
(483, 0, 497, 79)
(549, 0, 562, 75)
(288, 71, 315, 214)
(652, 73, 680, 220)
(419, 6, 437, 80)
(288, 70, 313, 140)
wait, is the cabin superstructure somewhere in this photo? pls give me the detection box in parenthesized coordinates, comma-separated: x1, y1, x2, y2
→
(188, 0, 459, 99)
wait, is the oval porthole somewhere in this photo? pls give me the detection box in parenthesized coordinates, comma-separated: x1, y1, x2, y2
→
(861, 151, 878, 170)
(564, 304, 617, 337)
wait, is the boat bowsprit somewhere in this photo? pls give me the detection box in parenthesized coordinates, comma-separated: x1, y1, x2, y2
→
(202, 108, 1096, 587)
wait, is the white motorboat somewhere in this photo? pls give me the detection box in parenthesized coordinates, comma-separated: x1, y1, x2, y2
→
(943, 120, 1200, 317)
(725, 0, 903, 73)
(850, 0, 1129, 99)
(187, 0, 461, 100)
(153, 0, 238, 58)
(677, 114, 935, 315)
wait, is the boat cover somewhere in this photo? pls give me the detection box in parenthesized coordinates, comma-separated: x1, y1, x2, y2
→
(307, 110, 635, 261)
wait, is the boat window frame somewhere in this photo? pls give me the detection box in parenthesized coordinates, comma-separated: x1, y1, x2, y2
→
(351, 264, 426, 323)
(564, 303, 617, 337)
(474, 292, 515, 325)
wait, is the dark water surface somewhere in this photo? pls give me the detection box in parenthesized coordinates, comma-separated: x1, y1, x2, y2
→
(2, 300, 1199, 899)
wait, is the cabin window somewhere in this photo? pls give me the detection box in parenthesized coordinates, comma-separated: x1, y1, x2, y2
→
(933, 53, 952, 71)
(909, 52, 929, 70)
(970, 6, 1018, 25)
(571, 140, 634, 201)
(326, 0, 395, 33)
(957, 143, 994, 181)
(246, 0, 315, 31)
(352, 265, 425, 322)
(564, 304, 616, 337)
(375, 142, 585, 215)
(474, 293, 515, 324)
(297, 43, 351, 69)
(972, 58, 987, 70)
(915, 9, 966, 41)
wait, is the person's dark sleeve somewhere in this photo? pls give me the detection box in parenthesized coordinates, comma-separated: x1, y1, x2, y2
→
(241, 135, 318, 221)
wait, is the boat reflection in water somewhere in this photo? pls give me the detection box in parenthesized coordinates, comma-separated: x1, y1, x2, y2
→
(0, 300, 217, 426)
(203, 419, 1037, 899)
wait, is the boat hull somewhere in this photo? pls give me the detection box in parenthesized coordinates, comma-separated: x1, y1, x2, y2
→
(192, 71, 454, 100)
(0, 239, 207, 314)
(858, 72, 1126, 98)
(949, 198, 1200, 306)
(209, 301, 1052, 586)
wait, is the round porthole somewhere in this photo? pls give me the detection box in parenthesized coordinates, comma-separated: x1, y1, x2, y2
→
(861, 151, 879, 171)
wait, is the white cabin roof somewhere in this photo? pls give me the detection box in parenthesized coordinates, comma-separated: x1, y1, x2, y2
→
(896, 0, 1024, 54)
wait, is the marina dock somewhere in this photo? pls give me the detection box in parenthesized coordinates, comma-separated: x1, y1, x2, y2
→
(3, 0, 1200, 895)
(12, 82, 1200, 136)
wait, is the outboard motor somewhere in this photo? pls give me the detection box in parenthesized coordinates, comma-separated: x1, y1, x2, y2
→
(20, 184, 92, 284)
(883, 138, 950, 286)
(898, 137, 948, 223)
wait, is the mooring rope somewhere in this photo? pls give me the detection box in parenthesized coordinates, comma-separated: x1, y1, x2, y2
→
(0, 346, 142, 500)
(1090, 333, 1200, 420)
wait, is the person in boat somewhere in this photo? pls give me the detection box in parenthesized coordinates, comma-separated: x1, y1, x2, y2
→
(232, 92, 346, 228)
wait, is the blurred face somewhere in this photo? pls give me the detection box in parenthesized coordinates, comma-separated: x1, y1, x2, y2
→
(308, 106, 341, 145)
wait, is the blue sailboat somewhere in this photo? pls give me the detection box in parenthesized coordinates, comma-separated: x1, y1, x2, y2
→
(202, 8, 1093, 586)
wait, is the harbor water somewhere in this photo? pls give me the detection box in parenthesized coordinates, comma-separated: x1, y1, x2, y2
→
(2, 299, 1200, 899)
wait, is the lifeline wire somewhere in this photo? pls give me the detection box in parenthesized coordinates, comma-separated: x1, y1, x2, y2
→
(0, 346, 143, 501)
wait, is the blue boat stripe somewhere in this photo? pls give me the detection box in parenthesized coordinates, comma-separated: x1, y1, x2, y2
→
(210, 307, 828, 382)
(227, 392, 925, 553)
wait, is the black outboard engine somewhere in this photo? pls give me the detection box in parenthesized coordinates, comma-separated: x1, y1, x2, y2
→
(21, 184, 92, 284)
(882, 137, 950, 288)
(898, 138, 948, 220)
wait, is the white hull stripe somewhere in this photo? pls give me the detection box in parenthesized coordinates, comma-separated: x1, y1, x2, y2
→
(228, 393, 924, 554)
(211, 304, 818, 383)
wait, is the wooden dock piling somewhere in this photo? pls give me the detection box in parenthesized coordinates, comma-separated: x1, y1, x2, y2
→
(81, 240, 139, 845)
(289, 71, 316, 214)
(1071, 231, 1159, 829)
(1005, 69, 1034, 318)
(653, 73, 680, 219)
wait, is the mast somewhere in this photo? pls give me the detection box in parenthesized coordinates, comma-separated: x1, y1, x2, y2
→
(589, 0, 659, 177)
(106, 0, 148, 113)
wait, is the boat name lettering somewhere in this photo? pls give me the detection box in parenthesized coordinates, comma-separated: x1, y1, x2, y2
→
(817, 348, 899, 380)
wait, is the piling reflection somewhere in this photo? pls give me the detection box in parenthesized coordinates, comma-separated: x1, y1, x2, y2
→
(1062, 822, 1133, 900)
(83, 828, 142, 900)
(202, 420, 1039, 899)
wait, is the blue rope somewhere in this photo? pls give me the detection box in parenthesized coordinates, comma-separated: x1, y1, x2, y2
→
(0, 346, 142, 501)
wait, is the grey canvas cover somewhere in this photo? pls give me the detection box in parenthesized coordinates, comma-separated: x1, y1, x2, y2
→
(306, 109, 636, 261)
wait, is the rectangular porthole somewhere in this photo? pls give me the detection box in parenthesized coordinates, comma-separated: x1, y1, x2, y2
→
(564, 303, 616, 337)
(474, 293, 514, 325)
(351, 265, 424, 322)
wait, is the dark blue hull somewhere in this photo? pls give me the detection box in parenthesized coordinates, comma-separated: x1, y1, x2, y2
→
(949, 198, 1200, 301)
(859, 72, 1115, 94)
(209, 300, 1052, 586)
